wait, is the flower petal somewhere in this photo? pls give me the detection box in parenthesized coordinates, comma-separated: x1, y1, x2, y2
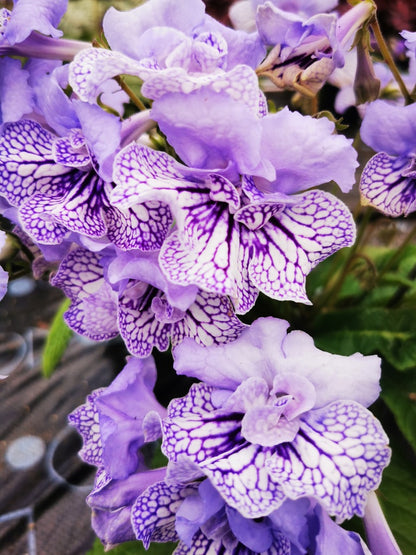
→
(267, 400, 391, 522)
(132, 480, 198, 548)
(247, 190, 356, 304)
(360, 152, 416, 217)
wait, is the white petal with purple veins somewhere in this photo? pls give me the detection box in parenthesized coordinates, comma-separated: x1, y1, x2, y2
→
(132, 480, 198, 548)
(360, 152, 416, 217)
(20, 194, 70, 244)
(52, 247, 119, 340)
(118, 284, 171, 357)
(0, 120, 71, 205)
(105, 201, 173, 252)
(248, 190, 356, 304)
(267, 401, 391, 522)
(68, 389, 105, 467)
(171, 290, 247, 347)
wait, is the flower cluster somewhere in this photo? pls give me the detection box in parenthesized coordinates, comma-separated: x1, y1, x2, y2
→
(69, 319, 390, 553)
(0, 0, 410, 553)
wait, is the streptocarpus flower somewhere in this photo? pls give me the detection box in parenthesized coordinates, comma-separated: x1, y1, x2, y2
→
(68, 0, 265, 106)
(0, 115, 170, 250)
(68, 355, 166, 479)
(68, 354, 167, 549)
(132, 476, 369, 554)
(112, 139, 356, 310)
(162, 317, 390, 521)
(256, 0, 375, 96)
(360, 100, 416, 216)
(52, 246, 246, 356)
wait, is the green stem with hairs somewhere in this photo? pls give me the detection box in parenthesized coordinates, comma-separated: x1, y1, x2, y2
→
(371, 16, 413, 105)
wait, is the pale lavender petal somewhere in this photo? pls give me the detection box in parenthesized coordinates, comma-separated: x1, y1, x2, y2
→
(204, 16, 265, 69)
(171, 290, 247, 348)
(363, 491, 402, 555)
(28, 60, 79, 137)
(132, 480, 198, 548)
(89, 469, 167, 549)
(4, 0, 67, 44)
(267, 401, 391, 522)
(107, 251, 197, 311)
(280, 330, 382, 409)
(96, 355, 165, 478)
(360, 100, 416, 157)
(360, 153, 416, 217)
(173, 318, 291, 390)
(401, 29, 416, 49)
(246, 190, 356, 304)
(151, 87, 269, 176)
(74, 100, 121, 181)
(103, 0, 206, 59)
(258, 108, 358, 194)
(176, 479, 224, 546)
(241, 407, 299, 446)
(0, 58, 33, 123)
(226, 507, 280, 553)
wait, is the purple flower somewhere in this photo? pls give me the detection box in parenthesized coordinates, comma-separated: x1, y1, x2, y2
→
(69, 355, 166, 479)
(256, 1, 375, 96)
(87, 467, 167, 549)
(0, 111, 170, 250)
(131, 475, 368, 554)
(52, 246, 246, 356)
(68, 0, 264, 104)
(112, 142, 355, 310)
(360, 100, 416, 216)
(161, 317, 390, 521)
(69, 353, 170, 549)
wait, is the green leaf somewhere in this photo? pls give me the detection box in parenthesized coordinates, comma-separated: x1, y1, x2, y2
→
(377, 437, 416, 554)
(41, 297, 73, 378)
(313, 307, 416, 371)
(86, 537, 177, 554)
(381, 366, 416, 454)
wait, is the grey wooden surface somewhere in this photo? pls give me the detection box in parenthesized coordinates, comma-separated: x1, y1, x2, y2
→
(0, 280, 116, 554)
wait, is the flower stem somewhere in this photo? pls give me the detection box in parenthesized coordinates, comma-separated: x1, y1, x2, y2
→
(114, 75, 147, 112)
(371, 16, 413, 105)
